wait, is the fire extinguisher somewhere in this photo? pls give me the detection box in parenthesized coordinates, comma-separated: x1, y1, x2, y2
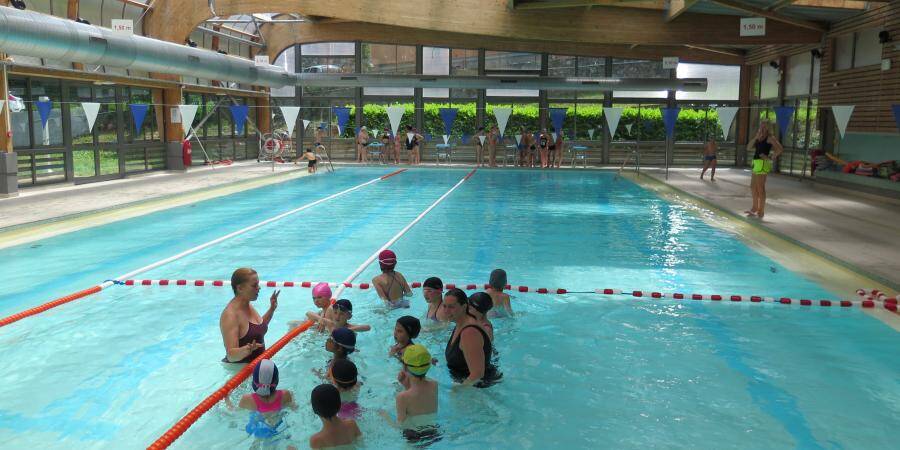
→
(182, 139, 192, 167)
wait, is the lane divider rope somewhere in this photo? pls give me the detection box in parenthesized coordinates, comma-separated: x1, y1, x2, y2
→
(117, 278, 898, 312)
(147, 168, 476, 449)
(0, 170, 405, 329)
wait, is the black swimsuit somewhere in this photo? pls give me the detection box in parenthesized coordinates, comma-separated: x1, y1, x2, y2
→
(224, 321, 267, 363)
(753, 140, 772, 160)
(445, 324, 500, 387)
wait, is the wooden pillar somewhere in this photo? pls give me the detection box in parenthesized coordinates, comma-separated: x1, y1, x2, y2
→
(0, 57, 12, 154)
(736, 64, 751, 167)
(256, 93, 272, 134)
(154, 75, 187, 170)
(67, 0, 85, 71)
(0, 55, 17, 196)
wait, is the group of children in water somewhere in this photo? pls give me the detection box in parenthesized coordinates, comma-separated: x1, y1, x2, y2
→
(231, 249, 512, 449)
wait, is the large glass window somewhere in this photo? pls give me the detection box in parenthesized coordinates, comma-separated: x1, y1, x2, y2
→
(301, 42, 355, 97)
(271, 46, 296, 98)
(423, 47, 450, 98)
(676, 63, 739, 101)
(786, 53, 812, 97)
(362, 43, 416, 96)
(127, 88, 159, 142)
(612, 59, 667, 99)
(854, 28, 883, 67)
(834, 33, 854, 71)
(29, 78, 64, 147)
(760, 63, 779, 100)
(451, 48, 479, 99)
(484, 51, 541, 71)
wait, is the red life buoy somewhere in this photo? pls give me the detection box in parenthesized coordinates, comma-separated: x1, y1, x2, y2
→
(182, 139, 192, 167)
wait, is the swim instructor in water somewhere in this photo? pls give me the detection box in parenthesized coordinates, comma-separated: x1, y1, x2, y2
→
(220, 268, 280, 363)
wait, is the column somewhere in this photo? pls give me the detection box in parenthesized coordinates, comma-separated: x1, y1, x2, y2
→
(736, 65, 751, 167)
(160, 81, 187, 171)
(0, 55, 18, 197)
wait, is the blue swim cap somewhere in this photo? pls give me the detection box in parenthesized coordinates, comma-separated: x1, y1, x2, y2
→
(330, 327, 356, 353)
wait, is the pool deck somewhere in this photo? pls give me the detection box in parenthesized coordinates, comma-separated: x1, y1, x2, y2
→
(0, 161, 310, 248)
(641, 168, 900, 291)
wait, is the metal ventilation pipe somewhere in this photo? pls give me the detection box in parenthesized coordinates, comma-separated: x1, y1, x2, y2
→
(0, 6, 707, 92)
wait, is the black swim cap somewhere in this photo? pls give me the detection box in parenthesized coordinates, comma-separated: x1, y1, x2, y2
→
(423, 277, 443, 290)
(468, 292, 494, 315)
(397, 315, 421, 339)
(330, 359, 358, 389)
(311, 384, 341, 418)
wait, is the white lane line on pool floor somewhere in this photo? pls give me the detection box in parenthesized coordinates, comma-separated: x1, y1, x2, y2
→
(0, 170, 404, 329)
(147, 168, 476, 449)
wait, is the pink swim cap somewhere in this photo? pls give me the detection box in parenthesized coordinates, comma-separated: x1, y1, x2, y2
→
(312, 282, 332, 299)
(378, 249, 397, 271)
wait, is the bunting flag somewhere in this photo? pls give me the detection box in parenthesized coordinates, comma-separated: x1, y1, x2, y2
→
(280, 106, 301, 136)
(36, 100, 53, 128)
(478, 135, 486, 146)
(515, 134, 522, 145)
(178, 105, 199, 137)
(892, 105, 900, 133)
(387, 106, 405, 137)
(774, 106, 795, 137)
(461, 133, 470, 145)
(625, 123, 633, 134)
(551, 132, 557, 142)
(830, 105, 855, 139)
(129, 103, 149, 135)
(604, 107, 623, 138)
(587, 128, 595, 140)
(715, 106, 738, 138)
(662, 107, 680, 138)
(443, 135, 449, 145)
(303, 119, 310, 131)
(334, 107, 351, 135)
(493, 107, 512, 137)
(439, 108, 458, 136)
(229, 105, 249, 135)
(549, 108, 567, 135)
(424, 133, 432, 142)
(81, 102, 100, 133)
(407, 132, 415, 145)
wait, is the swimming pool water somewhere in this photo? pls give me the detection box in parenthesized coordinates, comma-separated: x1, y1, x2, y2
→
(0, 167, 897, 449)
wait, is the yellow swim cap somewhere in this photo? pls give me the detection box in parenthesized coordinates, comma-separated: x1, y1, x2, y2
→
(402, 344, 432, 376)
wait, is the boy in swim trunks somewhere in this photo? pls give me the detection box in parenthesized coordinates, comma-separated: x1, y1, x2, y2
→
(372, 249, 413, 308)
(700, 138, 717, 180)
(303, 148, 318, 173)
(381, 344, 438, 430)
(309, 384, 362, 449)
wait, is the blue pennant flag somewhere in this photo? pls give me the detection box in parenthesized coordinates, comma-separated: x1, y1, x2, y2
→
(333, 107, 351, 135)
(461, 133, 470, 145)
(424, 132, 432, 142)
(774, 106, 795, 137)
(36, 100, 53, 128)
(893, 104, 900, 133)
(229, 105, 249, 135)
(129, 104, 149, 135)
(662, 107, 680, 138)
(549, 108, 567, 134)
(439, 108, 458, 136)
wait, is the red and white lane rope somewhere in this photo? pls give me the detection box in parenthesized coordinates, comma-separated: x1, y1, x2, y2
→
(0, 170, 406, 329)
(148, 169, 476, 449)
(118, 278, 898, 312)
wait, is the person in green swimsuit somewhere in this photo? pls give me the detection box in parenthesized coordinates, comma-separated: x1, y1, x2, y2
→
(745, 121, 783, 219)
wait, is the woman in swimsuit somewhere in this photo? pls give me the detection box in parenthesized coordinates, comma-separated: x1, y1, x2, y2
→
(220, 268, 280, 363)
(745, 121, 783, 219)
(442, 289, 501, 388)
(538, 129, 550, 169)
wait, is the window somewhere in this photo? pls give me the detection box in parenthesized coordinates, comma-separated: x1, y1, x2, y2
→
(362, 44, 416, 96)
(423, 47, 450, 98)
(760, 63, 779, 100)
(451, 49, 478, 99)
(612, 59, 667, 99)
(484, 51, 541, 71)
(29, 78, 64, 147)
(676, 63, 740, 101)
(271, 46, 296, 98)
(834, 33, 854, 71)
(301, 42, 355, 97)
(833, 29, 884, 71)
(785, 53, 812, 97)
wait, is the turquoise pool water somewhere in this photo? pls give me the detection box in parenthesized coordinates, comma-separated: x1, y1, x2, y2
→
(0, 167, 897, 449)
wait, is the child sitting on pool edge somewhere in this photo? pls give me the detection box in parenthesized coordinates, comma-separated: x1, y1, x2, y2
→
(310, 384, 362, 449)
(372, 249, 413, 308)
(329, 359, 362, 419)
(236, 359, 297, 442)
(307, 299, 371, 333)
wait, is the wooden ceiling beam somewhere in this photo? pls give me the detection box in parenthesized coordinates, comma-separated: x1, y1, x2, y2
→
(667, 0, 701, 22)
(513, 0, 665, 10)
(708, 0, 828, 31)
(779, 0, 868, 10)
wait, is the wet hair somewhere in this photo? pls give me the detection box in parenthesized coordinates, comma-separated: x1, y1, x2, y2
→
(397, 316, 421, 341)
(445, 288, 467, 306)
(488, 269, 507, 291)
(231, 268, 257, 295)
(311, 384, 341, 418)
(468, 292, 494, 316)
(330, 359, 358, 390)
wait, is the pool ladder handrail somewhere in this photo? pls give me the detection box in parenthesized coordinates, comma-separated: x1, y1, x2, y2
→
(615, 145, 640, 179)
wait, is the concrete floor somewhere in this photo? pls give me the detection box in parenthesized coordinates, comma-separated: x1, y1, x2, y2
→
(641, 167, 900, 291)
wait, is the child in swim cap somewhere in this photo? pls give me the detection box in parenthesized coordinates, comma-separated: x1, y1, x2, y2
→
(389, 316, 421, 358)
(329, 359, 362, 419)
(236, 359, 297, 441)
(372, 249, 413, 308)
(486, 269, 512, 318)
(422, 277, 446, 322)
(380, 344, 438, 429)
(310, 384, 362, 449)
(307, 299, 371, 333)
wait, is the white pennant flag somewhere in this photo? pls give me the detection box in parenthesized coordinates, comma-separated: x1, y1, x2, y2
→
(280, 106, 301, 136)
(551, 132, 557, 142)
(371, 129, 379, 139)
(625, 124, 633, 134)
(493, 107, 512, 137)
(604, 107, 623, 138)
(588, 128, 595, 140)
(442, 134, 449, 145)
(715, 106, 739, 138)
(515, 134, 522, 145)
(302, 119, 310, 131)
(478, 135, 486, 146)
(407, 132, 415, 145)
(81, 102, 101, 133)
(831, 105, 855, 139)
(178, 105, 199, 137)
(387, 106, 405, 137)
